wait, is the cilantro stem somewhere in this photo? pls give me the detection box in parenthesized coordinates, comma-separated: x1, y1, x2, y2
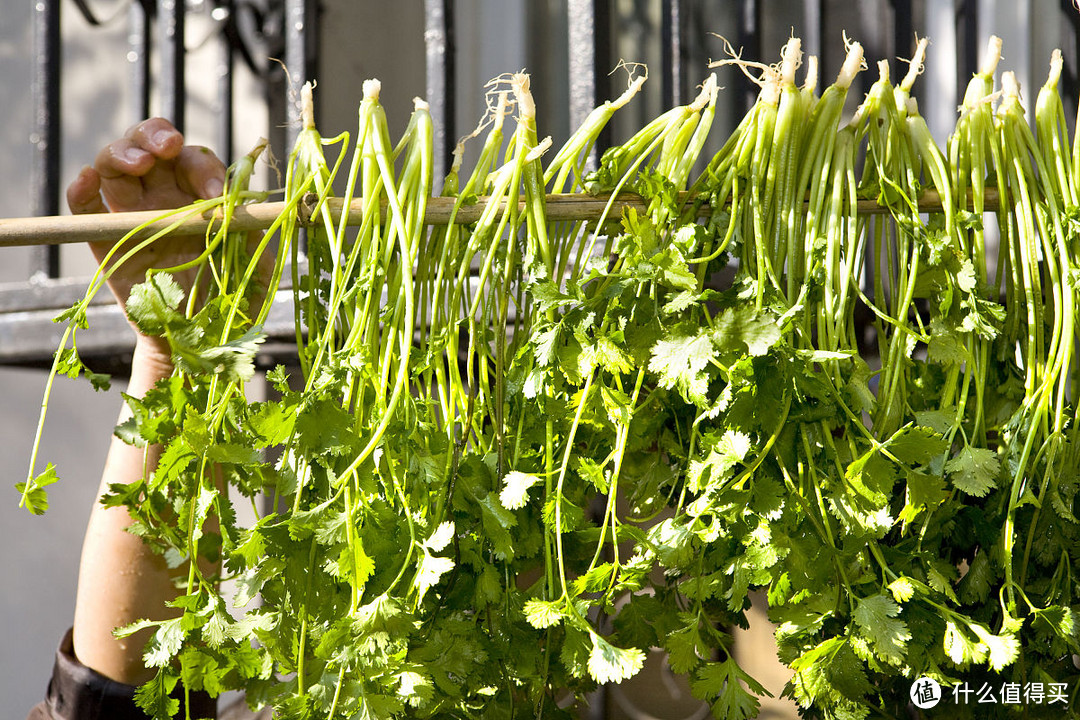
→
(553, 372, 595, 603)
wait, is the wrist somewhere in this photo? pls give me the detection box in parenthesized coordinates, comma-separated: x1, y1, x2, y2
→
(130, 335, 174, 390)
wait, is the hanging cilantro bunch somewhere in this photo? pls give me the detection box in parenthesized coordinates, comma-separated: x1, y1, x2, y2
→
(23, 33, 1080, 720)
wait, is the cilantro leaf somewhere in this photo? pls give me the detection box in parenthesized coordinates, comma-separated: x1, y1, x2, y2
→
(144, 617, 185, 668)
(969, 623, 1020, 672)
(172, 325, 266, 383)
(587, 632, 645, 684)
(649, 331, 715, 403)
(957, 550, 995, 605)
(665, 620, 708, 674)
(944, 619, 986, 667)
(499, 471, 542, 510)
(54, 300, 89, 329)
(1032, 605, 1077, 645)
(133, 670, 180, 720)
(249, 397, 299, 447)
(560, 625, 591, 679)
(886, 424, 949, 465)
(690, 657, 767, 720)
(415, 552, 455, 603)
(55, 346, 111, 390)
(16, 463, 59, 515)
(712, 306, 781, 357)
(523, 599, 565, 629)
(887, 577, 916, 604)
(533, 325, 561, 367)
(397, 669, 434, 708)
(126, 273, 185, 336)
(529, 280, 574, 311)
(423, 521, 455, 552)
(852, 594, 911, 664)
(790, 637, 872, 706)
(946, 445, 1000, 496)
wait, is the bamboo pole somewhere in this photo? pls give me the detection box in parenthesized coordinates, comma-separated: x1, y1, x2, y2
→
(0, 189, 1000, 248)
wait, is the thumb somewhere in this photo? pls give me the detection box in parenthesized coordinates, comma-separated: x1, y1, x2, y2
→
(66, 166, 109, 215)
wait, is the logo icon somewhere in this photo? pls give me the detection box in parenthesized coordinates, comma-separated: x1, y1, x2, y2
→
(910, 677, 942, 709)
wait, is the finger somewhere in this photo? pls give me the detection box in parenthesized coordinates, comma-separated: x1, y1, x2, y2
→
(98, 168, 150, 212)
(66, 166, 109, 215)
(175, 146, 226, 199)
(126, 118, 185, 160)
(95, 134, 177, 210)
(94, 137, 157, 181)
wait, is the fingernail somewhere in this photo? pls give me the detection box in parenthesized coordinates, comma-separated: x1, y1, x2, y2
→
(204, 178, 224, 198)
(123, 147, 147, 164)
(152, 129, 176, 149)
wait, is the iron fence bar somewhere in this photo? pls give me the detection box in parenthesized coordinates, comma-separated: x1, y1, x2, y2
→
(285, 0, 319, 152)
(128, 0, 153, 124)
(958, 0, 979, 92)
(567, 0, 595, 161)
(31, 0, 62, 279)
(1060, 0, 1080, 125)
(893, 0, 914, 71)
(216, 0, 236, 161)
(158, 0, 186, 131)
(735, 0, 760, 116)
(595, 0, 611, 155)
(568, 0, 611, 171)
(661, 0, 683, 109)
(285, 0, 319, 259)
(803, 0, 823, 75)
(425, 0, 456, 188)
(264, 2, 288, 175)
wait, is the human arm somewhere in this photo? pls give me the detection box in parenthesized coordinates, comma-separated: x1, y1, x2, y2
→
(66, 118, 226, 685)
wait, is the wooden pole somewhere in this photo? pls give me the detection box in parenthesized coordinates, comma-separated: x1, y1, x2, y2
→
(0, 188, 1000, 249)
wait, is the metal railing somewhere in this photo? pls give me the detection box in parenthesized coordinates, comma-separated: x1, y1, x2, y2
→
(8, 1, 1080, 366)
(11, 0, 313, 369)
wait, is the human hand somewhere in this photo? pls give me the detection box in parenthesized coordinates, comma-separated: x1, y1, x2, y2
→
(66, 119, 227, 311)
(66, 119, 232, 356)
(67, 117, 226, 216)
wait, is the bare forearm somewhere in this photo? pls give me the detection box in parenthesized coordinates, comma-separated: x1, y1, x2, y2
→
(66, 119, 229, 686)
(72, 336, 177, 685)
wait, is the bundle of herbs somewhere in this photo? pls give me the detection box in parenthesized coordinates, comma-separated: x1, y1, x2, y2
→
(20, 35, 1080, 719)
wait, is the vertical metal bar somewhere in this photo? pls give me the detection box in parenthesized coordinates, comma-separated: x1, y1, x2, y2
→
(567, 0, 596, 147)
(594, 0, 611, 153)
(568, 0, 611, 169)
(285, 0, 318, 257)
(735, 0, 760, 116)
(159, 0, 186, 132)
(818, 0, 829, 84)
(925, 0, 958, 141)
(661, 0, 682, 109)
(893, 0, 914, 69)
(1060, 0, 1080, 125)
(215, 0, 235, 161)
(802, 0, 823, 75)
(264, 3, 288, 175)
(285, 0, 318, 152)
(425, 0, 455, 187)
(959, 0, 979, 89)
(31, 0, 62, 278)
(128, 0, 152, 125)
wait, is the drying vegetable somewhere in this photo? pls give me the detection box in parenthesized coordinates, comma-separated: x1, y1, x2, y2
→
(21, 34, 1080, 720)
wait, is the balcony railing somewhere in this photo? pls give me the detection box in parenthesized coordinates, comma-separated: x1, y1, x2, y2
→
(5, 1, 1079, 374)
